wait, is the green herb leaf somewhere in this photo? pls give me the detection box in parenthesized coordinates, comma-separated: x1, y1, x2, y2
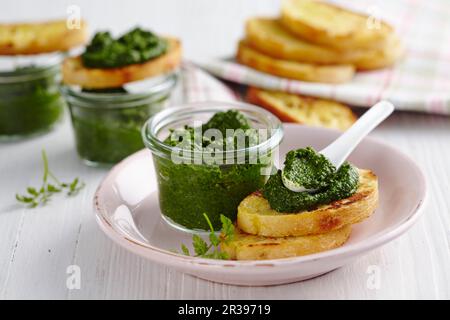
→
(209, 232, 220, 247)
(16, 150, 85, 208)
(220, 214, 235, 244)
(179, 213, 235, 260)
(16, 194, 33, 203)
(47, 184, 61, 193)
(181, 244, 190, 256)
(27, 187, 38, 196)
(192, 234, 208, 256)
(70, 178, 79, 191)
(202, 213, 220, 247)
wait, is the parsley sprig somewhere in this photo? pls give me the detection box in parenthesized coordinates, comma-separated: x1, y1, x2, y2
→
(16, 150, 85, 208)
(181, 214, 234, 260)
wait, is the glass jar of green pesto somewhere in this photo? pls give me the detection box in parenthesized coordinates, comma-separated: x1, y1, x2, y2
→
(62, 73, 177, 166)
(142, 102, 283, 232)
(0, 55, 65, 140)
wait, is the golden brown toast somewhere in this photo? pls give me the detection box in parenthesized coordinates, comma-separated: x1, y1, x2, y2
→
(236, 40, 355, 83)
(247, 87, 356, 130)
(221, 224, 351, 260)
(0, 20, 88, 55)
(351, 37, 405, 70)
(280, 0, 395, 50)
(245, 17, 342, 65)
(245, 17, 404, 70)
(238, 169, 378, 237)
(62, 37, 182, 88)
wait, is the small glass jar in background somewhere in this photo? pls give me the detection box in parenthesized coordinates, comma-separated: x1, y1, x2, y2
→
(142, 101, 283, 232)
(62, 73, 177, 166)
(0, 54, 65, 140)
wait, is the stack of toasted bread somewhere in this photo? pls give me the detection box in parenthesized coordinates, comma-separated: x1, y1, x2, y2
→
(221, 169, 379, 260)
(237, 0, 404, 84)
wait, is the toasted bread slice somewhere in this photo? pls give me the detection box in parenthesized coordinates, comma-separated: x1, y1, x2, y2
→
(62, 37, 182, 88)
(245, 18, 404, 70)
(0, 20, 88, 55)
(351, 37, 405, 70)
(281, 0, 395, 50)
(238, 169, 378, 237)
(221, 225, 351, 260)
(247, 87, 356, 130)
(237, 40, 354, 83)
(245, 17, 343, 65)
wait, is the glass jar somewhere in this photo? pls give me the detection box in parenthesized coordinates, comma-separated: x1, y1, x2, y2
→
(0, 56, 65, 140)
(62, 73, 177, 166)
(142, 101, 283, 232)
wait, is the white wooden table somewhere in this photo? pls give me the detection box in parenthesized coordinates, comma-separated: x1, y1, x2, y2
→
(1, 0, 449, 300)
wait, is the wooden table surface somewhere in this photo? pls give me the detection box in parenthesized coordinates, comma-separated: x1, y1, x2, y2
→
(1, 0, 449, 299)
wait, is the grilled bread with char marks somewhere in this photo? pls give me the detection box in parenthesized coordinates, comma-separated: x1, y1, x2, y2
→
(237, 169, 378, 237)
(221, 224, 351, 260)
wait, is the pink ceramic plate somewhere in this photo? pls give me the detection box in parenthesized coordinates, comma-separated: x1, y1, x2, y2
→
(94, 124, 427, 286)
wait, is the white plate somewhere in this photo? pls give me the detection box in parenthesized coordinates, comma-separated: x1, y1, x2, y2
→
(94, 124, 427, 286)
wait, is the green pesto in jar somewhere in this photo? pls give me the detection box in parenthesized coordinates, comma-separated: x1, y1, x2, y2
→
(0, 66, 64, 137)
(263, 147, 359, 213)
(81, 28, 168, 69)
(68, 87, 167, 165)
(155, 110, 271, 230)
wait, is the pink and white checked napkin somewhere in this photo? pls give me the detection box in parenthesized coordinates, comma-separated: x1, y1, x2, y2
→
(179, 62, 237, 103)
(197, 0, 450, 115)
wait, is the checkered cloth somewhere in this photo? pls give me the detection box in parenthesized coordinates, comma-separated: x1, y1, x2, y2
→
(197, 0, 450, 115)
(179, 63, 237, 103)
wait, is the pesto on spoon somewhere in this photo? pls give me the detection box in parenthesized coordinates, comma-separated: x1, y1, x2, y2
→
(282, 101, 394, 193)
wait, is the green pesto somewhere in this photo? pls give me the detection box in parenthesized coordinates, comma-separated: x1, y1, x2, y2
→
(81, 28, 168, 69)
(203, 109, 252, 134)
(164, 110, 257, 151)
(155, 110, 271, 230)
(0, 66, 64, 137)
(282, 147, 335, 190)
(68, 87, 166, 164)
(263, 148, 359, 213)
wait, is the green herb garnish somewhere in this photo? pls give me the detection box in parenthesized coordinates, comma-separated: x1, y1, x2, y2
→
(15, 150, 85, 208)
(180, 214, 234, 260)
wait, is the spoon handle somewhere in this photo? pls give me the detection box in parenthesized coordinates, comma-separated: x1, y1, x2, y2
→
(321, 100, 394, 168)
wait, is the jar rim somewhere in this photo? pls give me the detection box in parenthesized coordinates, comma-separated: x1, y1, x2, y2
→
(142, 101, 284, 160)
(61, 72, 178, 109)
(0, 64, 60, 83)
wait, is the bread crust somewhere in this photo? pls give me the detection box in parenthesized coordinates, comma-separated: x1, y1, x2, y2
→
(246, 87, 356, 130)
(236, 40, 355, 83)
(62, 37, 182, 88)
(221, 224, 351, 260)
(0, 20, 88, 55)
(237, 169, 378, 237)
(280, 0, 395, 50)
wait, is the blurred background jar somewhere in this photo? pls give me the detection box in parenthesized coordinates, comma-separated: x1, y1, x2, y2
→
(62, 73, 178, 166)
(0, 54, 65, 140)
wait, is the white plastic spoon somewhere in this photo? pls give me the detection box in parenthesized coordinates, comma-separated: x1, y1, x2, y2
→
(282, 100, 395, 192)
